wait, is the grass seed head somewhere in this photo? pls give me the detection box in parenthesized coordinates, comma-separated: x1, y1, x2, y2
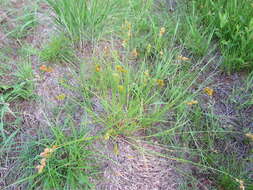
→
(156, 79, 165, 87)
(186, 100, 198, 105)
(159, 27, 166, 36)
(204, 87, 214, 96)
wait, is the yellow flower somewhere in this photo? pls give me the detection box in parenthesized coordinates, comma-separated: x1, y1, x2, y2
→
(40, 65, 53, 72)
(159, 27, 166, 36)
(159, 51, 164, 56)
(131, 48, 138, 58)
(95, 65, 101, 72)
(245, 133, 253, 141)
(56, 93, 66, 101)
(118, 85, 124, 92)
(157, 79, 165, 87)
(204, 87, 214, 96)
(186, 100, 198, 105)
(177, 56, 190, 61)
(116, 65, 127, 73)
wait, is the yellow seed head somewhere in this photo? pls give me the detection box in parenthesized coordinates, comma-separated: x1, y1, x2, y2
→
(131, 48, 138, 58)
(159, 27, 166, 36)
(116, 65, 127, 73)
(56, 93, 66, 101)
(236, 179, 245, 190)
(177, 55, 190, 61)
(95, 65, 101, 72)
(144, 70, 149, 77)
(40, 158, 47, 167)
(40, 65, 53, 72)
(36, 165, 44, 174)
(204, 87, 214, 96)
(104, 129, 114, 140)
(245, 133, 253, 141)
(186, 100, 198, 105)
(125, 21, 131, 30)
(157, 79, 165, 87)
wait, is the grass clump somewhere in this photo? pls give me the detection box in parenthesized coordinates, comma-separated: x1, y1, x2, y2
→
(0, 58, 35, 140)
(187, 0, 253, 72)
(46, 0, 119, 44)
(75, 49, 200, 141)
(7, 6, 38, 39)
(40, 35, 75, 63)
(6, 124, 98, 190)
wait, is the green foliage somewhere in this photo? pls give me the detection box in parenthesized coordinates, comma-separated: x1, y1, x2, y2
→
(7, 6, 38, 39)
(183, 15, 214, 56)
(189, 0, 253, 72)
(0, 58, 35, 141)
(2, 0, 253, 189)
(9, 125, 97, 190)
(40, 35, 76, 63)
(45, 0, 118, 43)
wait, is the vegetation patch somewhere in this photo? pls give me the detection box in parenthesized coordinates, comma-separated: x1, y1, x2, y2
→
(0, 0, 252, 189)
